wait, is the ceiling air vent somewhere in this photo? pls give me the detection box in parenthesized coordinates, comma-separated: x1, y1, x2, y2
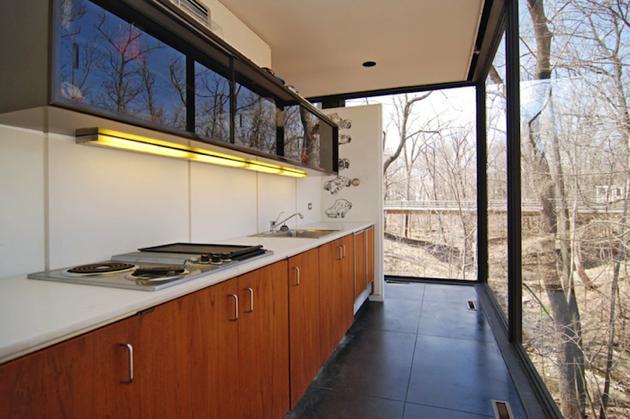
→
(170, 0, 209, 26)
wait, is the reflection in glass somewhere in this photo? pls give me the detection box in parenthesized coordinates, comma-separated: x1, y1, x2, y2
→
(283, 105, 321, 168)
(518, 0, 630, 417)
(234, 83, 277, 154)
(485, 33, 508, 318)
(55, 0, 187, 130)
(195, 62, 229, 142)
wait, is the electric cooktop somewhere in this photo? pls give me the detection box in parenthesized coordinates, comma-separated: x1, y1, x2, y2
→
(28, 243, 272, 291)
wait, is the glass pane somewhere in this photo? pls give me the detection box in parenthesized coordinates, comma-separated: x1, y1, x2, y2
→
(234, 83, 277, 154)
(283, 105, 321, 168)
(55, 0, 187, 130)
(194, 62, 230, 142)
(518, 0, 630, 417)
(349, 88, 477, 280)
(486, 33, 508, 317)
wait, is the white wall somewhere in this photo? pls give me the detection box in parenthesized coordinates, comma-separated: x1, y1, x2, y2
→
(0, 124, 322, 278)
(200, 0, 272, 68)
(321, 105, 385, 300)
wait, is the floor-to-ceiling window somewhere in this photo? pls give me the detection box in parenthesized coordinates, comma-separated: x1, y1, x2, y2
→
(516, 0, 630, 417)
(348, 87, 478, 280)
(486, 33, 509, 316)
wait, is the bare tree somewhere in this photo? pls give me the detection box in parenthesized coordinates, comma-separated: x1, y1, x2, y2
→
(383, 92, 434, 175)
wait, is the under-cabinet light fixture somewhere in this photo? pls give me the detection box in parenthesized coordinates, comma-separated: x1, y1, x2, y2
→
(75, 128, 307, 178)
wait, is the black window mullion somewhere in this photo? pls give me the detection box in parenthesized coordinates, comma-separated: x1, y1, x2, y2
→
(229, 57, 236, 144)
(505, 0, 522, 343)
(186, 56, 195, 133)
(276, 105, 285, 157)
(476, 82, 488, 284)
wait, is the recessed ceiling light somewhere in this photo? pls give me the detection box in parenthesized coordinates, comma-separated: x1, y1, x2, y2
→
(362, 61, 376, 68)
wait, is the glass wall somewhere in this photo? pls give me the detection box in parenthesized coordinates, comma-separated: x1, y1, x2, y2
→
(485, 34, 508, 316)
(517, 0, 630, 417)
(348, 88, 478, 280)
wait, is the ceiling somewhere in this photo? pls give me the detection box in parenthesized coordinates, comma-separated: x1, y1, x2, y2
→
(219, 0, 485, 98)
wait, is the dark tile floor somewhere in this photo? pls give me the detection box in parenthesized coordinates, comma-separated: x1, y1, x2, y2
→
(287, 282, 526, 419)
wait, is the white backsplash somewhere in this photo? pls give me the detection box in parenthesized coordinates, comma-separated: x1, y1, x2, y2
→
(0, 126, 46, 278)
(190, 161, 258, 242)
(0, 124, 322, 278)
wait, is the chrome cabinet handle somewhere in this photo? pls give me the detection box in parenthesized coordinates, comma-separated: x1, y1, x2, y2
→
(342, 244, 346, 258)
(338, 246, 343, 260)
(292, 266, 301, 286)
(245, 287, 254, 312)
(118, 343, 134, 384)
(228, 294, 239, 320)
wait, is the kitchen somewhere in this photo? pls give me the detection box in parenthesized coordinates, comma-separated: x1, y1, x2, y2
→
(0, 0, 591, 418)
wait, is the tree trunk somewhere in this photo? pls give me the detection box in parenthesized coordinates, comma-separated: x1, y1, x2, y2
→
(525, 2, 586, 417)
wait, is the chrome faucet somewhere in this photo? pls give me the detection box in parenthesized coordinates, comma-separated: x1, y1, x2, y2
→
(270, 212, 304, 232)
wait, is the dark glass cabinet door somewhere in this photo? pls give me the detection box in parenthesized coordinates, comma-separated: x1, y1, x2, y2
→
(284, 106, 329, 170)
(54, 0, 187, 131)
(234, 83, 277, 154)
(194, 62, 230, 143)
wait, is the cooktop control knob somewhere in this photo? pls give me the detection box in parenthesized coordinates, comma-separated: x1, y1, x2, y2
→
(199, 254, 211, 263)
(210, 255, 223, 265)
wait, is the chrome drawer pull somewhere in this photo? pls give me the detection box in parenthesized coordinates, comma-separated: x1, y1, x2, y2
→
(229, 294, 239, 320)
(293, 266, 301, 286)
(118, 343, 134, 384)
(245, 287, 254, 312)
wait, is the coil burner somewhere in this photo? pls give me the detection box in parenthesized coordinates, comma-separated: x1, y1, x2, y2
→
(67, 262, 136, 275)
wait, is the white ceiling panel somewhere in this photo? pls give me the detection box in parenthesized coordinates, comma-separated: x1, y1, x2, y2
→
(219, 0, 484, 97)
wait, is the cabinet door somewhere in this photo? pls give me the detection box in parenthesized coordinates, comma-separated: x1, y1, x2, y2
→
(0, 316, 139, 418)
(319, 238, 343, 363)
(53, 0, 188, 131)
(367, 226, 375, 286)
(354, 230, 367, 298)
(135, 279, 240, 419)
(238, 261, 290, 419)
(288, 248, 321, 406)
(340, 234, 355, 333)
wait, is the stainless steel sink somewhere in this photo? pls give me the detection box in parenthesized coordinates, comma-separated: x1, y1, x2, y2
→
(251, 229, 339, 239)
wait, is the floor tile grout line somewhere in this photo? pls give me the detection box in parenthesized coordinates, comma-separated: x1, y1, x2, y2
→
(404, 400, 496, 418)
(402, 283, 425, 411)
(415, 284, 427, 336)
(312, 385, 409, 404)
(416, 331, 497, 344)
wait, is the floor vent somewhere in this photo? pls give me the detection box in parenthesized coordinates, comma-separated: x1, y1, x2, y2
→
(467, 300, 477, 311)
(492, 400, 513, 419)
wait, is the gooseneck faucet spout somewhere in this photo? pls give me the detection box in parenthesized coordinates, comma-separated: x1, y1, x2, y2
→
(270, 212, 304, 232)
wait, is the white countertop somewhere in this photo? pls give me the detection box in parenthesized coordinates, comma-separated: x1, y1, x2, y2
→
(0, 221, 372, 364)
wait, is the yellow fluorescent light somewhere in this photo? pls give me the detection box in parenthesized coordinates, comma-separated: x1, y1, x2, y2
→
(76, 128, 306, 177)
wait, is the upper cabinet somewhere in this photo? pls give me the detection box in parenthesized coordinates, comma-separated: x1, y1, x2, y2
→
(53, 0, 189, 132)
(0, 0, 338, 174)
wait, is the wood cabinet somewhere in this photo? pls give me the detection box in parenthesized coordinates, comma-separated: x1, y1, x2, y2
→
(288, 248, 321, 406)
(354, 230, 367, 298)
(237, 261, 290, 419)
(136, 279, 240, 419)
(0, 315, 139, 419)
(0, 234, 373, 417)
(319, 235, 355, 363)
(353, 226, 376, 300)
(340, 234, 355, 331)
(367, 226, 375, 286)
